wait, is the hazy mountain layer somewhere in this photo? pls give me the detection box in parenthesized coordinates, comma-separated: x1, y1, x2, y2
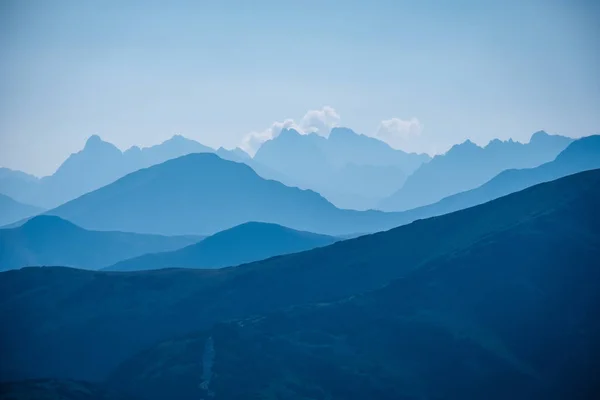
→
(0, 215, 200, 271)
(44, 153, 415, 236)
(104, 222, 338, 271)
(254, 128, 430, 209)
(109, 176, 600, 399)
(392, 134, 600, 221)
(0, 135, 250, 209)
(380, 131, 573, 211)
(1, 169, 597, 383)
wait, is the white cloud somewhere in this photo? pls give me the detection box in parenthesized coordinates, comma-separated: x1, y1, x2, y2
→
(299, 106, 341, 136)
(374, 117, 424, 152)
(241, 106, 340, 155)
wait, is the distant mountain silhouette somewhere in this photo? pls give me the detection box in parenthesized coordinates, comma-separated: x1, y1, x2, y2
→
(394, 134, 600, 222)
(44, 153, 414, 236)
(326, 127, 430, 171)
(254, 128, 430, 209)
(2, 169, 597, 383)
(104, 222, 338, 271)
(36, 136, 126, 208)
(109, 172, 599, 399)
(0, 215, 200, 271)
(380, 131, 573, 211)
(0, 194, 44, 226)
(214, 147, 251, 163)
(0, 135, 217, 209)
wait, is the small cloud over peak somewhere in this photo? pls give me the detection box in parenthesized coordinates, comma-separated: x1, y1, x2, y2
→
(241, 106, 340, 155)
(300, 106, 341, 136)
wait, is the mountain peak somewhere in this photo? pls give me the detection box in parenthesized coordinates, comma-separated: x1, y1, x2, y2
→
(531, 130, 549, 140)
(84, 135, 104, 148)
(449, 139, 480, 152)
(278, 128, 302, 139)
(22, 215, 79, 232)
(163, 134, 192, 145)
(328, 127, 358, 139)
(82, 135, 121, 155)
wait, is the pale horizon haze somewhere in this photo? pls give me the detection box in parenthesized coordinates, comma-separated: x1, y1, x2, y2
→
(1, 0, 599, 176)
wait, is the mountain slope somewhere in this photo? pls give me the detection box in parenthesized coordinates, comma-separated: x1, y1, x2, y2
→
(380, 131, 573, 211)
(0, 215, 200, 271)
(44, 153, 413, 236)
(1, 169, 597, 382)
(110, 185, 600, 400)
(0, 194, 44, 226)
(105, 222, 338, 271)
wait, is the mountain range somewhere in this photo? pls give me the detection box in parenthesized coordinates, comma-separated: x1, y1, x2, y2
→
(104, 222, 338, 271)
(0, 215, 200, 271)
(390, 134, 600, 222)
(0, 135, 250, 209)
(1, 169, 597, 389)
(0, 129, 577, 214)
(42, 153, 413, 236)
(254, 127, 431, 209)
(379, 130, 573, 211)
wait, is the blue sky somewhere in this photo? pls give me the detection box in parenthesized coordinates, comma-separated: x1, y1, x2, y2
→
(1, 0, 599, 176)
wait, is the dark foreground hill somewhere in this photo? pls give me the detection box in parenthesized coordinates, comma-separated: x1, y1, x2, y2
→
(104, 222, 338, 271)
(0, 169, 598, 389)
(0, 215, 200, 271)
(45, 153, 412, 236)
(0, 379, 131, 400)
(108, 180, 600, 400)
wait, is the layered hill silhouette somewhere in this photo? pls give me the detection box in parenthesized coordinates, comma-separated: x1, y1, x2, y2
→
(0, 215, 200, 271)
(254, 128, 431, 209)
(44, 153, 412, 236)
(1, 169, 597, 383)
(0, 135, 250, 209)
(108, 174, 600, 400)
(0, 194, 44, 226)
(380, 131, 573, 211)
(104, 222, 338, 271)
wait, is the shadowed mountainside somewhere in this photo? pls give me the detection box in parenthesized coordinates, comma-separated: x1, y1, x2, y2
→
(104, 222, 338, 271)
(0, 169, 597, 383)
(0, 379, 132, 400)
(108, 178, 600, 399)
